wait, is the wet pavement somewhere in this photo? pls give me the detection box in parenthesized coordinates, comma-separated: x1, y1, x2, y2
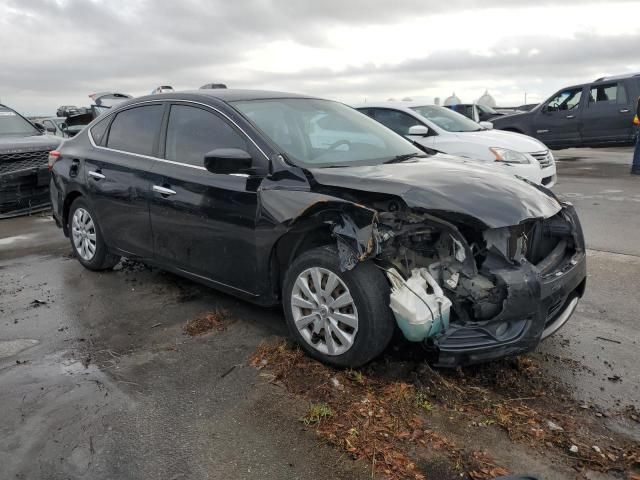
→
(0, 222, 368, 479)
(538, 147, 640, 411)
(0, 147, 639, 479)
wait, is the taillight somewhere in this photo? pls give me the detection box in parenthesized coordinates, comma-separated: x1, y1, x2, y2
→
(48, 150, 61, 171)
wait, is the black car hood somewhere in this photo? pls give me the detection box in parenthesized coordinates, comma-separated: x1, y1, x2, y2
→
(308, 156, 561, 229)
(0, 134, 60, 154)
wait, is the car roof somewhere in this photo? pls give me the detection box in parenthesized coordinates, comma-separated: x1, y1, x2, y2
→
(137, 89, 318, 104)
(594, 72, 640, 82)
(352, 101, 440, 110)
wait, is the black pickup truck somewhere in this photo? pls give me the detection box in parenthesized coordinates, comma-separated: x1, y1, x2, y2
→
(491, 73, 640, 149)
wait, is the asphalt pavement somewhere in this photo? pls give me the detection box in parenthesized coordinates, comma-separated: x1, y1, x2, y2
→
(538, 147, 640, 413)
(0, 218, 368, 479)
(0, 147, 638, 479)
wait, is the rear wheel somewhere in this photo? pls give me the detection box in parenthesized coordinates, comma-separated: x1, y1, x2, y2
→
(68, 197, 120, 271)
(282, 245, 394, 367)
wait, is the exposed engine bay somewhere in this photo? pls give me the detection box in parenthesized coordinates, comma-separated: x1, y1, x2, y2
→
(330, 198, 586, 363)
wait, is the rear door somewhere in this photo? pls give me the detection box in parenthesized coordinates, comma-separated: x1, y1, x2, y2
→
(533, 86, 585, 147)
(148, 102, 264, 293)
(581, 81, 634, 145)
(84, 103, 164, 258)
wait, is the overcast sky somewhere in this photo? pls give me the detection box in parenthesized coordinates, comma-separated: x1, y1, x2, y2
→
(2, 0, 640, 114)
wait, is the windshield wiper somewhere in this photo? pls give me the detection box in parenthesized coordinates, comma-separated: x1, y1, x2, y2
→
(384, 153, 426, 164)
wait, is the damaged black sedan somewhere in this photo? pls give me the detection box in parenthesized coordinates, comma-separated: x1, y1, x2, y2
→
(49, 90, 586, 367)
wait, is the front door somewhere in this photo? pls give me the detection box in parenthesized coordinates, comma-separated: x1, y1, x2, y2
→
(581, 81, 634, 145)
(148, 103, 264, 294)
(533, 86, 585, 147)
(84, 104, 163, 258)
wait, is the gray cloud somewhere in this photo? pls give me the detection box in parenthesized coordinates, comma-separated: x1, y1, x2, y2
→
(226, 31, 640, 103)
(1, 0, 639, 113)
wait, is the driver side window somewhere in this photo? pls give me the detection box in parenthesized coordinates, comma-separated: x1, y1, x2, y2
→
(546, 88, 583, 112)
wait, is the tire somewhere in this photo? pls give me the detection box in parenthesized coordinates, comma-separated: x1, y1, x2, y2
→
(282, 245, 394, 368)
(67, 197, 121, 271)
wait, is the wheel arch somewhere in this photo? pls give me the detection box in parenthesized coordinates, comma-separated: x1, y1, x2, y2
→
(62, 190, 84, 236)
(266, 198, 379, 302)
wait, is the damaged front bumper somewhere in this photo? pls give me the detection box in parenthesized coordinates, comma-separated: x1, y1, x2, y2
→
(331, 199, 587, 368)
(427, 247, 586, 367)
(424, 204, 587, 367)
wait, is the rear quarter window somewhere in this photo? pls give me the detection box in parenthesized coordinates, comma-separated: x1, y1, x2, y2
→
(89, 116, 111, 146)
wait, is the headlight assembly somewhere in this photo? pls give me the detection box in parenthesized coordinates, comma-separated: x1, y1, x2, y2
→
(490, 147, 532, 164)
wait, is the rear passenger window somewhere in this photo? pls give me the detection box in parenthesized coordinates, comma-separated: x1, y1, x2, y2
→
(106, 105, 163, 156)
(589, 83, 627, 105)
(165, 105, 247, 167)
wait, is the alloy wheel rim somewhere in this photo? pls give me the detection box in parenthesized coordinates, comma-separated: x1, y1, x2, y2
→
(71, 208, 97, 261)
(291, 267, 358, 356)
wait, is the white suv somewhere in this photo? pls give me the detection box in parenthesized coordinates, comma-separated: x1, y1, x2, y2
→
(354, 102, 557, 187)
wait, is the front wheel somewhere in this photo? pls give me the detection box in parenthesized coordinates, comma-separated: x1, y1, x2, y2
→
(282, 245, 395, 368)
(68, 197, 121, 271)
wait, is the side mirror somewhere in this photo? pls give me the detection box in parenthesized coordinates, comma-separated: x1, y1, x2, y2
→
(479, 121, 493, 130)
(45, 125, 57, 133)
(407, 125, 429, 136)
(204, 148, 253, 175)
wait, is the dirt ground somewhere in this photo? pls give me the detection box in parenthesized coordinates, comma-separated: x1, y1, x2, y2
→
(0, 147, 639, 479)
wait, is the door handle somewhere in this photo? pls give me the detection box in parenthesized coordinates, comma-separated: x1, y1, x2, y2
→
(152, 185, 177, 196)
(565, 115, 575, 119)
(88, 170, 106, 180)
(619, 109, 630, 113)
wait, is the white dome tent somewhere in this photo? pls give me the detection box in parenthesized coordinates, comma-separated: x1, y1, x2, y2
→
(443, 92, 461, 106)
(477, 90, 496, 108)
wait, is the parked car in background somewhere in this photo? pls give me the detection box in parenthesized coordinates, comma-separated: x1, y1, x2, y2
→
(49, 89, 585, 368)
(0, 104, 60, 217)
(88, 92, 133, 117)
(200, 83, 227, 89)
(59, 92, 134, 136)
(446, 103, 504, 123)
(41, 117, 83, 138)
(41, 117, 66, 137)
(491, 73, 640, 148)
(355, 101, 557, 187)
(56, 105, 79, 117)
(151, 85, 174, 95)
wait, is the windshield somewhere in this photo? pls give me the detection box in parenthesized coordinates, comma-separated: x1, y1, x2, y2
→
(232, 98, 424, 167)
(0, 108, 39, 136)
(411, 105, 483, 132)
